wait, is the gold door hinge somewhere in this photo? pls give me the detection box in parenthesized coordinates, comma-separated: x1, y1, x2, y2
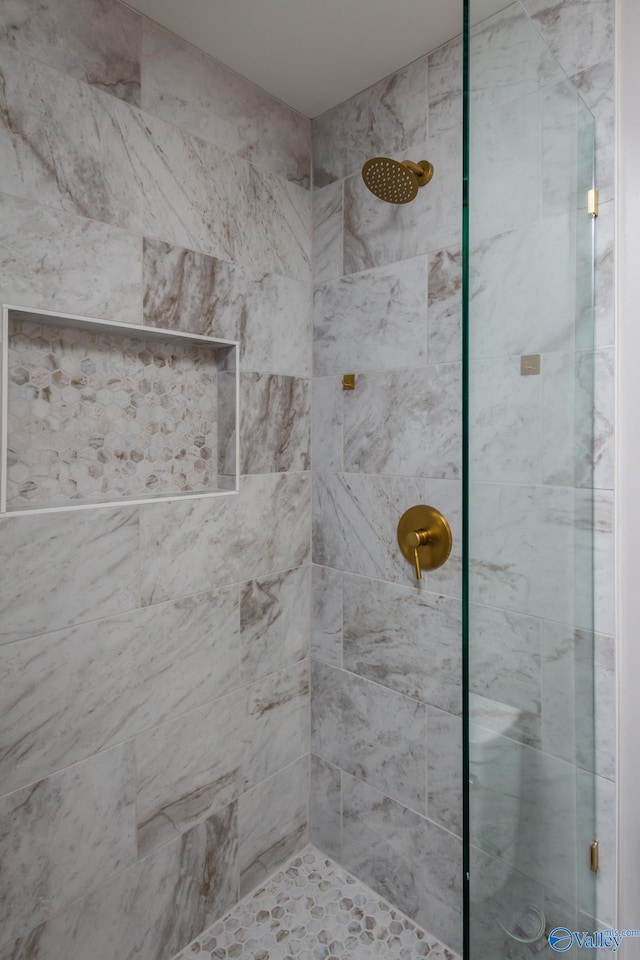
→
(590, 840, 600, 873)
(588, 189, 599, 218)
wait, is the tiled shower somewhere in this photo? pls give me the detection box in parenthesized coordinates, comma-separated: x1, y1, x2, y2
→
(0, 0, 615, 959)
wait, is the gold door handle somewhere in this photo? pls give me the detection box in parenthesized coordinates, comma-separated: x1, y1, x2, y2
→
(398, 506, 453, 581)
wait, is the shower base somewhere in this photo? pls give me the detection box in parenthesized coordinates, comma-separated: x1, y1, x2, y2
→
(172, 845, 459, 960)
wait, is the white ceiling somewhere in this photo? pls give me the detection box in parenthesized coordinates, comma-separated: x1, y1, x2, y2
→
(124, 0, 509, 117)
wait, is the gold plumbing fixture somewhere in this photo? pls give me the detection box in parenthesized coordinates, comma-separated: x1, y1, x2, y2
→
(362, 157, 434, 204)
(342, 373, 356, 390)
(397, 505, 453, 581)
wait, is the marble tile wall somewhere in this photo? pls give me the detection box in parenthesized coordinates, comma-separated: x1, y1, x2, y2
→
(0, 0, 312, 957)
(310, 44, 465, 956)
(310, 0, 616, 949)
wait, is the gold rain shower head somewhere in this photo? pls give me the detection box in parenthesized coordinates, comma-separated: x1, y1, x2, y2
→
(361, 157, 435, 204)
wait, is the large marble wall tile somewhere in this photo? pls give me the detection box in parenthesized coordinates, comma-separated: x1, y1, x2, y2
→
(470, 482, 575, 622)
(469, 219, 575, 359)
(313, 257, 427, 376)
(540, 350, 588, 487)
(343, 363, 462, 478)
(428, 37, 463, 140)
(593, 490, 614, 638)
(343, 574, 462, 714)
(140, 472, 310, 604)
(236, 273, 311, 378)
(240, 566, 310, 683)
(343, 131, 462, 275)
(341, 773, 463, 953)
(312, 472, 430, 584)
(593, 347, 615, 491)
(313, 181, 343, 283)
(310, 755, 341, 860)
(522, 0, 614, 80)
(136, 660, 309, 857)
(312, 56, 429, 187)
(0, 507, 139, 644)
(0, 804, 238, 960)
(141, 21, 310, 188)
(427, 246, 462, 364)
(572, 62, 615, 204)
(427, 707, 462, 836)
(311, 565, 343, 668)
(243, 660, 310, 792)
(593, 200, 615, 348)
(312, 376, 343, 472)
(425, 478, 463, 600)
(469, 603, 541, 747)
(0, 587, 240, 795)
(0, 0, 142, 105)
(469, 3, 562, 113)
(470, 91, 543, 243)
(471, 356, 542, 485)
(311, 660, 427, 812)
(593, 633, 616, 783)
(0, 193, 142, 324)
(142, 238, 237, 340)
(233, 373, 311, 474)
(238, 757, 309, 896)
(144, 238, 311, 376)
(135, 690, 244, 857)
(518, 748, 579, 904)
(0, 49, 311, 283)
(0, 743, 136, 944)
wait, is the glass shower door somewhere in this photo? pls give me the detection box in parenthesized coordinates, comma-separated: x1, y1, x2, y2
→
(463, 2, 597, 956)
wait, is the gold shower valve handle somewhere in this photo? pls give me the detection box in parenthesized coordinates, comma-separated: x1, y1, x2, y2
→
(397, 506, 453, 582)
(406, 529, 431, 580)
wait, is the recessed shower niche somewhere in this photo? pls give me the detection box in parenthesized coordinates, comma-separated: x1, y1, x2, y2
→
(1, 305, 239, 515)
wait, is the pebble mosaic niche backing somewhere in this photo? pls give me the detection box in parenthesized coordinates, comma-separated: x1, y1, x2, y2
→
(3, 306, 238, 512)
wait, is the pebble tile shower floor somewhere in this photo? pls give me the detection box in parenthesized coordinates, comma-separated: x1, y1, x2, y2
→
(173, 846, 459, 960)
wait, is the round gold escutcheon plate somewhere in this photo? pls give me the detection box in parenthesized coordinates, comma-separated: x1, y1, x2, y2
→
(397, 504, 453, 575)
